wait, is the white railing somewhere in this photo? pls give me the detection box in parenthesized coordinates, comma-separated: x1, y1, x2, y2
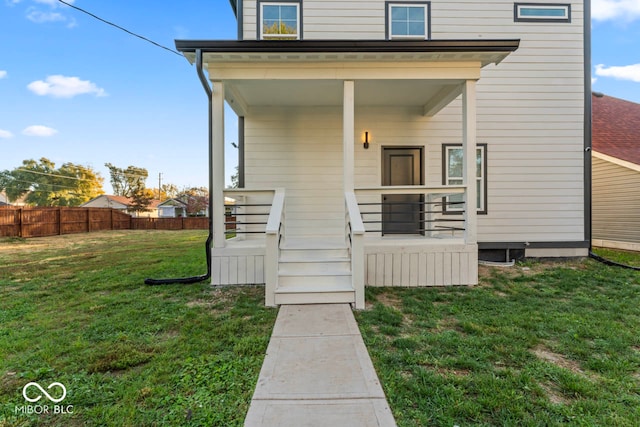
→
(355, 186, 467, 239)
(223, 189, 277, 240)
(345, 191, 365, 310)
(264, 188, 285, 307)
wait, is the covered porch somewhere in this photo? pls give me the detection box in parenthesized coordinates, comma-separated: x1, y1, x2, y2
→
(176, 40, 518, 309)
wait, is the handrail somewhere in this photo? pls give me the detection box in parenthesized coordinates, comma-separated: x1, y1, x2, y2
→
(345, 191, 365, 236)
(265, 188, 285, 307)
(355, 185, 465, 196)
(345, 191, 365, 310)
(266, 188, 285, 235)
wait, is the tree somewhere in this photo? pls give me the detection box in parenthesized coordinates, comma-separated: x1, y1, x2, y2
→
(104, 163, 149, 198)
(0, 158, 104, 206)
(177, 187, 209, 216)
(105, 163, 153, 213)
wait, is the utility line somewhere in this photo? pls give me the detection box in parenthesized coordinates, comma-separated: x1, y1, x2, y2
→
(15, 169, 97, 181)
(57, 0, 183, 58)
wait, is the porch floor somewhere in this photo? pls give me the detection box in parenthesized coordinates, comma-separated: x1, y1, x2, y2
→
(244, 304, 397, 426)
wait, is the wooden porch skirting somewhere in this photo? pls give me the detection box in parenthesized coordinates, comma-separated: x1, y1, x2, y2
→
(211, 238, 478, 287)
(364, 238, 478, 287)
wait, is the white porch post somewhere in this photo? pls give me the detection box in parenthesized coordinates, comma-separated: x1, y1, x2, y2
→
(212, 80, 226, 248)
(462, 79, 477, 245)
(343, 80, 355, 192)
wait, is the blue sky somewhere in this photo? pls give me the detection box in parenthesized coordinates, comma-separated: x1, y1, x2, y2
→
(1, 0, 639, 195)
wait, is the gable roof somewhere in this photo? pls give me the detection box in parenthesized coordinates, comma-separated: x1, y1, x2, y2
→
(592, 92, 640, 166)
(82, 194, 162, 209)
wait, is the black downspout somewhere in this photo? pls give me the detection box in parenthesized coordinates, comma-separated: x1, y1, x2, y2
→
(145, 49, 213, 285)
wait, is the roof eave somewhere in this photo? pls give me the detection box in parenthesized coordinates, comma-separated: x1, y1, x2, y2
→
(175, 39, 520, 54)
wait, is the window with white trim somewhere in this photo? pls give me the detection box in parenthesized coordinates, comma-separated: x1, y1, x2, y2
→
(514, 3, 570, 22)
(443, 144, 487, 214)
(260, 2, 300, 39)
(387, 2, 430, 40)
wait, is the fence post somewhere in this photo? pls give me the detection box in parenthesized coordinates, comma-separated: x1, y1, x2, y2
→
(19, 208, 23, 238)
(58, 207, 62, 235)
(87, 208, 92, 233)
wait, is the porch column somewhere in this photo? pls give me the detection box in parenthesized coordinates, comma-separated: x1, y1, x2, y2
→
(462, 79, 477, 244)
(212, 80, 226, 248)
(343, 80, 355, 191)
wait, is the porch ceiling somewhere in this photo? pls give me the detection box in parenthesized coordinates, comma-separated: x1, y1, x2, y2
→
(176, 39, 520, 116)
(226, 79, 462, 109)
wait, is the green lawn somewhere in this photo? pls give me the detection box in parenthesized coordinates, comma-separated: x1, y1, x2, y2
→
(356, 257, 640, 426)
(3, 232, 640, 426)
(0, 231, 277, 427)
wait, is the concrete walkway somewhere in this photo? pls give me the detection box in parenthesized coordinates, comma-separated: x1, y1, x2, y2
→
(245, 304, 397, 427)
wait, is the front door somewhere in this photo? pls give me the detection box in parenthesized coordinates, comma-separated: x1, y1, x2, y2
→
(382, 147, 424, 235)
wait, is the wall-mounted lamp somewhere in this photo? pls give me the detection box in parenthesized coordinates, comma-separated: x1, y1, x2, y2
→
(364, 131, 370, 149)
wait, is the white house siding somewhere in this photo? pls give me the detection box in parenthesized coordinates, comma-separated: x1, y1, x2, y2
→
(592, 156, 640, 250)
(244, 106, 345, 238)
(239, 0, 586, 249)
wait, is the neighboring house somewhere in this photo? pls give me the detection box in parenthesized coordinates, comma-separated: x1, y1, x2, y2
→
(0, 192, 10, 207)
(592, 92, 640, 252)
(158, 198, 188, 218)
(175, 0, 590, 308)
(81, 195, 162, 218)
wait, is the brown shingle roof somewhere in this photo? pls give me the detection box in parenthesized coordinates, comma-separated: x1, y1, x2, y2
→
(104, 195, 162, 209)
(592, 92, 640, 165)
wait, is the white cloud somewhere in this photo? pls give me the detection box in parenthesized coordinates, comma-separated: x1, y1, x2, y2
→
(34, 0, 75, 6)
(592, 0, 640, 22)
(22, 125, 58, 137)
(26, 8, 64, 23)
(592, 77, 598, 85)
(0, 70, 7, 79)
(0, 129, 14, 138)
(27, 75, 107, 98)
(595, 63, 640, 83)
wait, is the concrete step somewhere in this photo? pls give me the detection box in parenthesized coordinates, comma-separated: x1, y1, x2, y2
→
(279, 248, 349, 261)
(274, 277, 355, 305)
(277, 274, 353, 289)
(278, 260, 351, 276)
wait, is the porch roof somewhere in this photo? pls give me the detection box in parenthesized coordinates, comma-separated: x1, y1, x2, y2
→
(176, 39, 519, 67)
(176, 39, 519, 116)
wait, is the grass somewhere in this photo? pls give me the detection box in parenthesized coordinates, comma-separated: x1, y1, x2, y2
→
(592, 247, 640, 267)
(3, 231, 640, 426)
(0, 231, 277, 427)
(356, 258, 640, 426)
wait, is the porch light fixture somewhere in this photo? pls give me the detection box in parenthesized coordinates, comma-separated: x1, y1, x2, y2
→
(364, 131, 370, 149)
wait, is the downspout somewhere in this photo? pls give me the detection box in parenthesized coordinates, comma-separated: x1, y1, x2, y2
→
(145, 49, 213, 285)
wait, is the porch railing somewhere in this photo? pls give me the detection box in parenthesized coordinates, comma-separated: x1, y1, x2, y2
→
(345, 191, 365, 310)
(265, 188, 285, 307)
(223, 189, 277, 239)
(354, 186, 467, 239)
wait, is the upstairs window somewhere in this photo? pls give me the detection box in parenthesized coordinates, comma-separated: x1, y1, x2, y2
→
(387, 2, 430, 40)
(514, 3, 571, 22)
(260, 1, 301, 40)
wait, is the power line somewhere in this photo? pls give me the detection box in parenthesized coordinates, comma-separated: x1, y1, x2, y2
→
(15, 168, 97, 181)
(57, 0, 183, 58)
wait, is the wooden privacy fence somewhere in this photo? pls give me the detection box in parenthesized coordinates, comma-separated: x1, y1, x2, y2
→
(0, 207, 208, 238)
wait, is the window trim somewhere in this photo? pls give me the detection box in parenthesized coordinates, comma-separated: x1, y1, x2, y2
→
(385, 1, 431, 41)
(514, 3, 571, 23)
(257, 0, 302, 40)
(442, 143, 487, 215)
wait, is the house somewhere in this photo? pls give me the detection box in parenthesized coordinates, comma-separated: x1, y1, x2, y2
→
(0, 192, 9, 207)
(157, 198, 188, 218)
(175, 0, 590, 308)
(81, 195, 162, 218)
(592, 92, 640, 252)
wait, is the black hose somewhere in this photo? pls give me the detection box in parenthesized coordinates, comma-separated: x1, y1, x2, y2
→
(589, 251, 640, 271)
(144, 49, 214, 286)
